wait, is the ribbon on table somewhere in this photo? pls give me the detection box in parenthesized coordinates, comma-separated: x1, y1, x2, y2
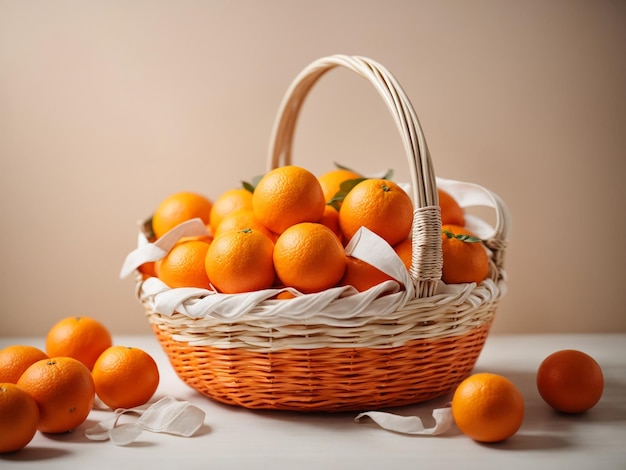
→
(355, 407, 453, 435)
(85, 396, 205, 446)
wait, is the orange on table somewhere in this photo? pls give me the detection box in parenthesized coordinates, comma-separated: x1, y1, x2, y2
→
(205, 228, 276, 294)
(214, 208, 276, 241)
(0, 383, 39, 453)
(536, 349, 604, 413)
(92, 346, 160, 410)
(17, 357, 95, 433)
(439, 187, 465, 226)
(274, 222, 346, 294)
(441, 224, 489, 285)
(209, 187, 253, 232)
(452, 372, 525, 443)
(45, 316, 112, 370)
(339, 256, 396, 292)
(252, 165, 326, 234)
(157, 239, 212, 289)
(339, 178, 413, 246)
(318, 168, 362, 204)
(152, 191, 213, 239)
(319, 204, 341, 239)
(0, 345, 48, 383)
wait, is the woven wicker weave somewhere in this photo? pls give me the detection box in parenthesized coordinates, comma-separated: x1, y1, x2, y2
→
(137, 55, 511, 412)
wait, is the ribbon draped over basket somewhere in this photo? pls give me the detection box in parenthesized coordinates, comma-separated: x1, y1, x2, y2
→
(122, 55, 511, 412)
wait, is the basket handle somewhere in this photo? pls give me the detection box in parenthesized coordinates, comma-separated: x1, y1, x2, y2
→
(268, 55, 437, 209)
(267, 55, 508, 298)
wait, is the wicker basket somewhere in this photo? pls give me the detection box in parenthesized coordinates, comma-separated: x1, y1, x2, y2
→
(133, 55, 511, 412)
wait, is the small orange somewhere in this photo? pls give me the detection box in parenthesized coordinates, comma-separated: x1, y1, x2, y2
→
(439, 188, 465, 226)
(319, 204, 341, 239)
(209, 187, 254, 232)
(138, 261, 158, 279)
(275, 291, 297, 300)
(0, 383, 39, 453)
(0, 345, 48, 383)
(92, 346, 160, 410)
(205, 228, 276, 294)
(441, 224, 489, 285)
(452, 372, 525, 443)
(152, 191, 213, 239)
(17, 357, 95, 433)
(214, 208, 276, 241)
(339, 256, 396, 292)
(393, 237, 412, 272)
(274, 222, 346, 293)
(339, 178, 413, 246)
(318, 168, 362, 204)
(252, 165, 326, 234)
(157, 239, 212, 289)
(536, 349, 604, 413)
(45, 316, 112, 370)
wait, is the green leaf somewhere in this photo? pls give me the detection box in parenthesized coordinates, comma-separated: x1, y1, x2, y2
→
(241, 174, 264, 193)
(442, 229, 482, 243)
(334, 162, 359, 173)
(380, 168, 394, 180)
(327, 177, 367, 208)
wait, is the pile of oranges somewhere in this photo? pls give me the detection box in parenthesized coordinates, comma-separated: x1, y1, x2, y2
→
(141, 164, 490, 296)
(0, 316, 159, 453)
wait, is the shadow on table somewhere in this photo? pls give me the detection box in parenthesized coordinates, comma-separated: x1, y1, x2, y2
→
(214, 364, 626, 451)
(0, 446, 70, 462)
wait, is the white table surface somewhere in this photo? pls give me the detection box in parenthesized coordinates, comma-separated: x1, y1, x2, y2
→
(1, 333, 624, 469)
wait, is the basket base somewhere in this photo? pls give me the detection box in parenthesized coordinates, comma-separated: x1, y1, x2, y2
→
(152, 321, 492, 412)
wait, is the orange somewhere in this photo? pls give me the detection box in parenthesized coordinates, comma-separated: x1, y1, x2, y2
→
(439, 188, 465, 226)
(92, 346, 160, 410)
(45, 316, 112, 370)
(275, 291, 297, 300)
(17, 357, 95, 433)
(214, 208, 276, 241)
(157, 239, 212, 289)
(319, 204, 341, 239)
(393, 237, 412, 272)
(339, 256, 396, 292)
(441, 224, 489, 285)
(252, 165, 326, 234)
(452, 372, 525, 443)
(274, 222, 346, 293)
(0, 345, 48, 383)
(318, 168, 362, 204)
(205, 228, 276, 294)
(138, 261, 158, 279)
(152, 191, 213, 239)
(209, 188, 254, 232)
(339, 178, 413, 246)
(0, 383, 39, 453)
(536, 349, 604, 413)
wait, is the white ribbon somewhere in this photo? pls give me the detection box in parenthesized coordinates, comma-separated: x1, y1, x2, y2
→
(354, 407, 453, 435)
(85, 396, 205, 446)
(119, 218, 211, 279)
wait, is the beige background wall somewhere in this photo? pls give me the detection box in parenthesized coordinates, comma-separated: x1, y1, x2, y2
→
(1, 0, 625, 337)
